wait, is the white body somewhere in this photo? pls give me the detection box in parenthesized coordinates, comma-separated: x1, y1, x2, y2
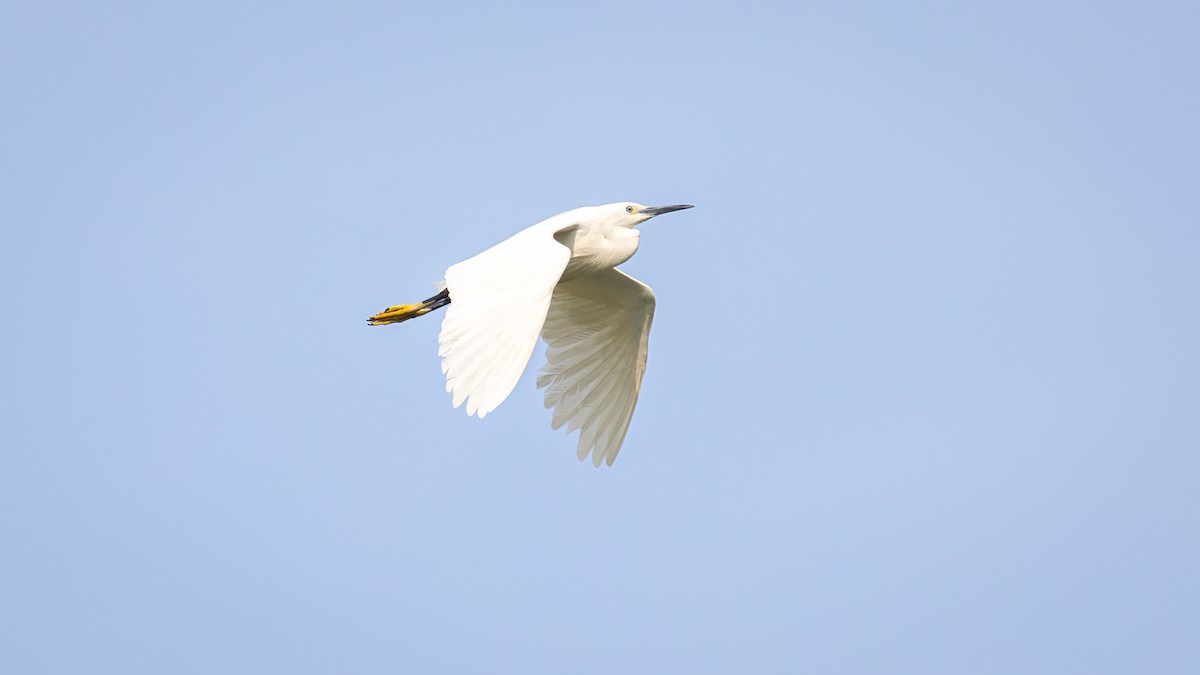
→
(436, 202, 671, 467)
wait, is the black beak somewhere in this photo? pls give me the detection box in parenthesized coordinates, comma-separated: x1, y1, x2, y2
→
(641, 204, 694, 217)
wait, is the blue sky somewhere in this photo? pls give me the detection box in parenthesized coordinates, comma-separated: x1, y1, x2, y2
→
(3, 1, 1198, 673)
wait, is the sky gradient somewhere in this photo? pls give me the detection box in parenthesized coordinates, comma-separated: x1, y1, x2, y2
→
(3, 1, 1198, 673)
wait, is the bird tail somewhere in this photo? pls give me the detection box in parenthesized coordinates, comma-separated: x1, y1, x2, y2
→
(367, 288, 451, 326)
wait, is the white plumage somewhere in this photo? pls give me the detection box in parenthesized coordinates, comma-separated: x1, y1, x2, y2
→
(369, 201, 693, 467)
(538, 269, 655, 466)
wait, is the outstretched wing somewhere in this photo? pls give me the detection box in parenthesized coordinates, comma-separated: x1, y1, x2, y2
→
(439, 226, 575, 418)
(537, 268, 655, 467)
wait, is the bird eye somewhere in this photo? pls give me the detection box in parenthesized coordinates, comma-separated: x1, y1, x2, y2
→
(626, 206, 634, 214)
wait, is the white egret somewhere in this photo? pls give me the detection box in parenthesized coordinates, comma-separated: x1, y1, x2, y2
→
(368, 202, 694, 466)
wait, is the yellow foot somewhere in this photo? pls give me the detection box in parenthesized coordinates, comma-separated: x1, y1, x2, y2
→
(367, 288, 451, 325)
(367, 303, 430, 325)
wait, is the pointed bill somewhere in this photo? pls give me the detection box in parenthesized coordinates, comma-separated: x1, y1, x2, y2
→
(640, 204, 694, 217)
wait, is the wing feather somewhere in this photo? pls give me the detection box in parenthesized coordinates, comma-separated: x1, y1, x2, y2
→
(538, 268, 655, 466)
(439, 226, 574, 418)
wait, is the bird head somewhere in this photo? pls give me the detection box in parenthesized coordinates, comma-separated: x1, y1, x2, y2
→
(606, 202, 694, 227)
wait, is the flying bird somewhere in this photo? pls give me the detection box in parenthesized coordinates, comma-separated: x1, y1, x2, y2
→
(368, 201, 694, 467)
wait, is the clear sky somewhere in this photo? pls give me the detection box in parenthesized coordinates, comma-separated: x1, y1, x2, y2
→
(3, 1, 1198, 673)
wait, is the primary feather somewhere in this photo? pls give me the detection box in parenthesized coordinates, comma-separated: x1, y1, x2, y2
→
(538, 269, 655, 466)
(438, 226, 573, 418)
